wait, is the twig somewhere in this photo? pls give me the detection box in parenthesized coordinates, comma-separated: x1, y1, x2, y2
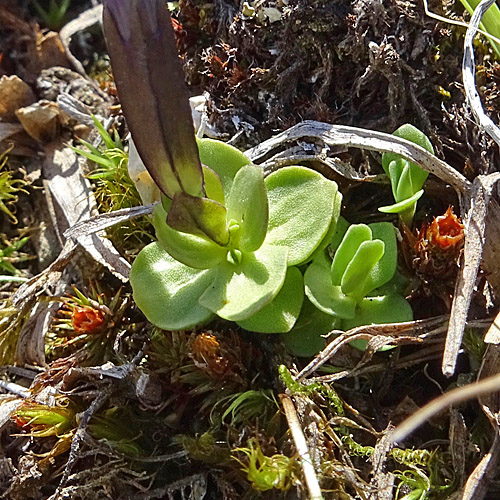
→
(297, 316, 447, 381)
(389, 372, 500, 443)
(422, 0, 500, 47)
(63, 203, 157, 240)
(246, 121, 471, 197)
(54, 391, 109, 499)
(443, 173, 500, 375)
(462, 427, 500, 500)
(0, 380, 30, 397)
(279, 394, 323, 500)
(462, 0, 500, 147)
(59, 5, 104, 78)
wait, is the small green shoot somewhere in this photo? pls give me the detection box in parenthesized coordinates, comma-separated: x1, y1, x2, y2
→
(88, 407, 145, 457)
(233, 437, 298, 492)
(219, 389, 277, 425)
(31, 0, 72, 30)
(13, 398, 77, 437)
(378, 124, 434, 227)
(0, 148, 28, 225)
(296, 220, 412, 352)
(73, 116, 154, 257)
(0, 235, 30, 278)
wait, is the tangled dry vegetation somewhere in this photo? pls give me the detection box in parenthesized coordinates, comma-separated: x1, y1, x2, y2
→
(1, 0, 500, 499)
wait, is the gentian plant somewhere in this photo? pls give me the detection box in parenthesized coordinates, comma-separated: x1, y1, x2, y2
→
(102, 0, 341, 333)
(378, 124, 434, 227)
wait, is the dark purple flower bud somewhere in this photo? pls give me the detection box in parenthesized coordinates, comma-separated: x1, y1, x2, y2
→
(102, 0, 203, 199)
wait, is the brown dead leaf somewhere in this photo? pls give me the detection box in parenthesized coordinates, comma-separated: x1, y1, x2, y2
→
(15, 100, 61, 143)
(0, 75, 36, 120)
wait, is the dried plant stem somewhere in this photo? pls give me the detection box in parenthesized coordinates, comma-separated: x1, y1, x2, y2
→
(462, 0, 500, 146)
(279, 394, 323, 500)
(390, 372, 500, 443)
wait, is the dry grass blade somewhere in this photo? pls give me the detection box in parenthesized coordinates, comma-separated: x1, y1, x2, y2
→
(279, 394, 323, 500)
(12, 239, 76, 309)
(462, 431, 500, 500)
(367, 431, 394, 500)
(389, 372, 500, 443)
(462, 0, 500, 146)
(15, 301, 59, 366)
(43, 139, 130, 281)
(443, 0, 500, 374)
(443, 175, 500, 375)
(484, 310, 500, 344)
(63, 203, 157, 240)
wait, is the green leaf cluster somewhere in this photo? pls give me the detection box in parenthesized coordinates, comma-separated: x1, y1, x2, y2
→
(283, 219, 412, 354)
(378, 124, 434, 226)
(31, 0, 72, 30)
(130, 139, 341, 334)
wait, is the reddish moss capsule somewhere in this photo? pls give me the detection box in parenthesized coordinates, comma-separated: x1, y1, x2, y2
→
(427, 206, 464, 251)
(71, 306, 105, 334)
(402, 206, 465, 283)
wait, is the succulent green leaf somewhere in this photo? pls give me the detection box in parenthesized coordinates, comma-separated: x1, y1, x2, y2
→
(202, 164, 225, 205)
(226, 164, 268, 253)
(382, 123, 434, 177)
(199, 244, 288, 321)
(197, 138, 251, 194)
(386, 159, 405, 200)
(330, 224, 372, 286)
(395, 163, 414, 202)
(341, 240, 385, 298)
(327, 216, 351, 255)
(378, 189, 424, 214)
(102, 0, 203, 199)
(308, 191, 343, 263)
(341, 294, 413, 350)
(362, 222, 398, 294)
(265, 166, 339, 266)
(154, 204, 226, 269)
(281, 298, 340, 357)
(130, 242, 216, 330)
(373, 270, 409, 296)
(166, 193, 229, 246)
(237, 266, 304, 333)
(304, 258, 356, 319)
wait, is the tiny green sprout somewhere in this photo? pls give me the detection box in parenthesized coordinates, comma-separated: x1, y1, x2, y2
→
(220, 389, 277, 426)
(234, 437, 298, 492)
(31, 0, 72, 30)
(291, 219, 412, 352)
(73, 116, 153, 255)
(0, 147, 28, 225)
(378, 124, 434, 227)
(0, 235, 30, 277)
(12, 398, 77, 437)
